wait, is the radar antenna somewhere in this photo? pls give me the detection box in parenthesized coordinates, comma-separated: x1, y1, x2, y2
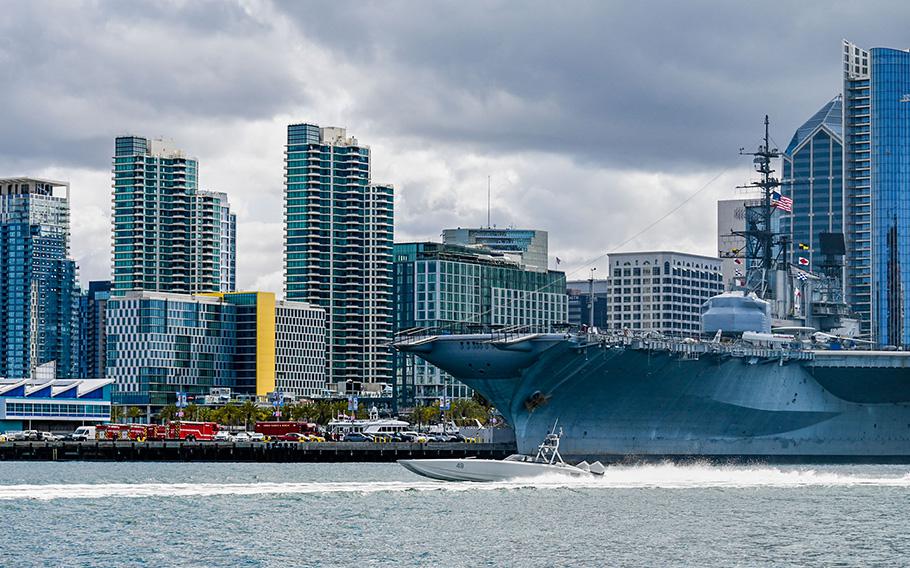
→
(722, 115, 788, 300)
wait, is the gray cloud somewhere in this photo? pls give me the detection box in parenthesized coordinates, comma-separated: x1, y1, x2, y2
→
(279, 1, 908, 170)
(1, 0, 908, 291)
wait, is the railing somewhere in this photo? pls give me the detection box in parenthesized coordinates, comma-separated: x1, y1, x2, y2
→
(392, 323, 570, 346)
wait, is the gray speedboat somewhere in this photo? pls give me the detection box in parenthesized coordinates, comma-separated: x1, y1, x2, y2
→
(398, 428, 605, 482)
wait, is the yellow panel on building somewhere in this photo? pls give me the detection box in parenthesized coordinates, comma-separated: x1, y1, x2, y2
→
(254, 292, 276, 396)
(199, 291, 277, 397)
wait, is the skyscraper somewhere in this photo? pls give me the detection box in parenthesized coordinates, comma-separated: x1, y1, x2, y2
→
(780, 97, 844, 269)
(111, 136, 236, 295)
(0, 178, 79, 378)
(843, 40, 910, 346)
(284, 124, 394, 386)
(78, 280, 111, 379)
(442, 228, 549, 272)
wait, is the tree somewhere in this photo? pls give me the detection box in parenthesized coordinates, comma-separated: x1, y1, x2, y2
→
(184, 403, 200, 422)
(450, 399, 489, 426)
(110, 405, 124, 423)
(127, 406, 143, 424)
(220, 403, 241, 427)
(158, 404, 177, 423)
(239, 401, 258, 430)
(413, 405, 438, 428)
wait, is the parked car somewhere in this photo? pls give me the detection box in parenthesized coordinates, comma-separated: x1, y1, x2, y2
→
(213, 430, 233, 442)
(400, 431, 429, 443)
(342, 432, 374, 442)
(281, 432, 309, 442)
(248, 432, 266, 443)
(7, 430, 38, 441)
(39, 432, 60, 442)
(232, 431, 252, 442)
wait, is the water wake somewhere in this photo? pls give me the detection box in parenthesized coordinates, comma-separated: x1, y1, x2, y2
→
(2, 464, 909, 500)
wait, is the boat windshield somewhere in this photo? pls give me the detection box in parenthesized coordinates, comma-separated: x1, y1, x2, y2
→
(503, 454, 531, 462)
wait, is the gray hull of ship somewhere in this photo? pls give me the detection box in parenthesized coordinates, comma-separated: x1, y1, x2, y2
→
(401, 334, 910, 462)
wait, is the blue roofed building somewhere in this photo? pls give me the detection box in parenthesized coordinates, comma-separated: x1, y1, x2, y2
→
(0, 378, 112, 433)
(780, 96, 844, 270)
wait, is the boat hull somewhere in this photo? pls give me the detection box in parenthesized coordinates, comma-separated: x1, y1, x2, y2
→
(399, 334, 910, 462)
(397, 458, 588, 482)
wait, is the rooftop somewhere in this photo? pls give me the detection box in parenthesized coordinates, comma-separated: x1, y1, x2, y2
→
(784, 96, 843, 155)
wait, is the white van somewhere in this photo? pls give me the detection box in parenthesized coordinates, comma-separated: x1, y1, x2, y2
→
(72, 426, 96, 441)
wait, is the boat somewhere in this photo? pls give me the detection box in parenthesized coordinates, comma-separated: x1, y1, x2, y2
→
(393, 118, 910, 463)
(326, 406, 409, 438)
(398, 427, 605, 482)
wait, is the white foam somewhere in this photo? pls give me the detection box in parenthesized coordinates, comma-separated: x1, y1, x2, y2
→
(2, 464, 909, 500)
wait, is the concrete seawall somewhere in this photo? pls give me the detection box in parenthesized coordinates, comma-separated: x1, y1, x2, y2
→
(0, 440, 517, 462)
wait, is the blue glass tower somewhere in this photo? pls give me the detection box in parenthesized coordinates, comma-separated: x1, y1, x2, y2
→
(843, 41, 910, 346)
(78, 280, 111, 378)
(781, 97, 844, 268)
(0, 178, 79, 378)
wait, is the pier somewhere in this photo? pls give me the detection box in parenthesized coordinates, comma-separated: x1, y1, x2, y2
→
(0, 440, 517, 462)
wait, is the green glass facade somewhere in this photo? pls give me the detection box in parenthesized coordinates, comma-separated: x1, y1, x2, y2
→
(112, 137, 235, 296)
(393, 242, 567, 406)
(284, 124, 394, 386)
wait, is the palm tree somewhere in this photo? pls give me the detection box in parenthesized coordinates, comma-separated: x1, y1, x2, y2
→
(221, 403, 241, 428)
(127, 406, 143, 424)
(110, 405, 124, 423)
(158, 404, 177, 423)
(239, 400, 258, 431)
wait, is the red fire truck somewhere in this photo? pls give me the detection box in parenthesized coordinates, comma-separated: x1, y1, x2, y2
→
(96, 424, 132, 440)
(125, 422, 219, 442)
(254, 421, 321, 441)
(166, 421, 219, 441)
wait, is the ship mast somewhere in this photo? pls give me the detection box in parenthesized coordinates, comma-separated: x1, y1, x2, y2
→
(729, 115, 787, 300)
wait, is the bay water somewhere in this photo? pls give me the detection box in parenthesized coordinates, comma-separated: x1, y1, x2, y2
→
(1, 461, 908, 567)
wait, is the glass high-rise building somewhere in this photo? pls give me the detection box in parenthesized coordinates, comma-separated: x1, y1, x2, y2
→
(78, 280, 111, 379)
(393, 241, 567, 406)
(843, 40, 910, 346)
(284, 123, 394, 386)
(0, 178, 79, 379)
(442, 228, 549, 272)
(781, 96, 844, 268)
(106, 291, 325, 407)
(111, 137, 236, 295)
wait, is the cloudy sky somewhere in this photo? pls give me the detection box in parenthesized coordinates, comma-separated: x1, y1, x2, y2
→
(1, 1, 907, 293)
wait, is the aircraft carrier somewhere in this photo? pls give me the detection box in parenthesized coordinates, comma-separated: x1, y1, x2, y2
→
(395, 331, 910, 462)
(394, 117, 910, 462)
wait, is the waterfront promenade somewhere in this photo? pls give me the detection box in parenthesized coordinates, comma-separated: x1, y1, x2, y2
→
(0, 440, 516, 462)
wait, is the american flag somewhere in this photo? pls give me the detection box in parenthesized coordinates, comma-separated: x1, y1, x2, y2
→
(771, 191, 793, 213)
